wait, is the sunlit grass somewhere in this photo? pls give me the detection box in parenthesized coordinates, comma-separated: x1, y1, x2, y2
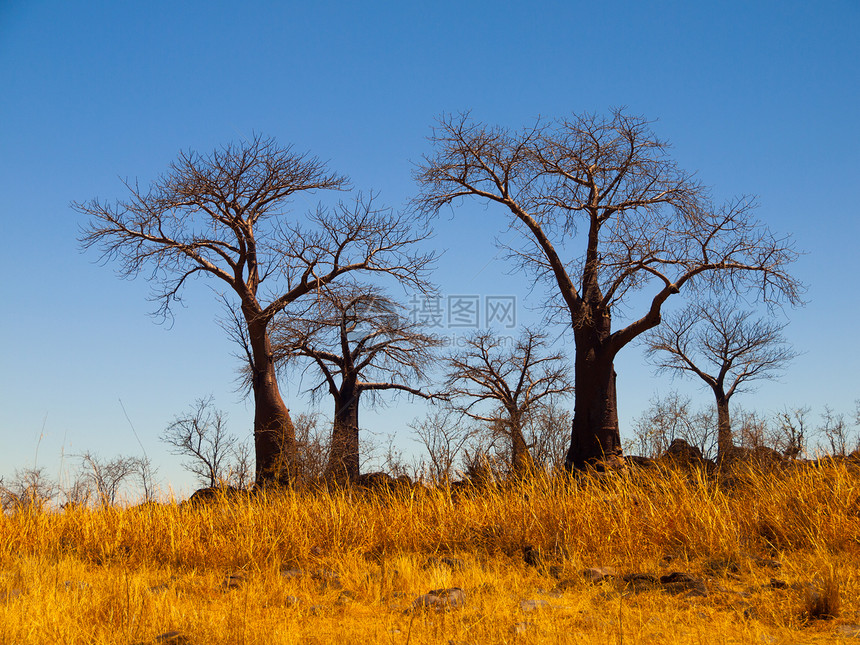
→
(2, 461, 860, 643)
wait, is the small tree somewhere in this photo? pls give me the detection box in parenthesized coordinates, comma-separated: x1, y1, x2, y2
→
(161, 397, 238, 488)
(272, 285, 440, 483)
(0, 468, 57, 512)
(79, 452, 139, 506)
(629, 392, 716, 459)
(134, 456, 159, 503)
(410, 409, 478, 482)
(76, 135, 433, 485)
(525, 403, 572, 472)
(443, 329, 573, 476)
(291, 412, 331, 481)
(771, 407, 809, 458)
(816, 406, 855, 457)
(645, 300, 797, 459)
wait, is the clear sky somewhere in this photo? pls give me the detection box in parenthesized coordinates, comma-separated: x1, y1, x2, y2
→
(1, 1, 858, 497)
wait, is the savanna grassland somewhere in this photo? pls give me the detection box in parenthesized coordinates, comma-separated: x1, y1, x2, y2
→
(2, 461, 860, 644)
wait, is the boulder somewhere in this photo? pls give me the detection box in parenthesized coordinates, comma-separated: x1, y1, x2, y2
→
(412, 587, 466, 611)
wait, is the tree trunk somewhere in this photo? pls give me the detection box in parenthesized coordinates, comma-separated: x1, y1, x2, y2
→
(245, 309, 296, 487)
(327, 384, 361, 484)
(565, 315, 623, 470)
(510, 419, 533, 477)
(714, 390, 733, 460)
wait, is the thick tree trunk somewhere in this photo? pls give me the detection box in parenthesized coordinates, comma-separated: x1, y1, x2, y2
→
(326, 385, 361, 484)
(245, 310, 296, 487)
(565, 314, 623, 470)
(714, 391, 733, 460)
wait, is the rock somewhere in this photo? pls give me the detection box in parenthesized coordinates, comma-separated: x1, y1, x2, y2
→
(625, 455, 658, 469)
(836, 625, 860, 638)
(662, 438, 705, 465)
(523, 545, 542, 567)
(704, 558, 741, 575)
(519, 598, 549, 612)
(622, 573, 660, 593)
(221, 572, 246, 589)
(154, 632, 189, 644)
(311, 569, 342, 589)
(132, 632, 190, 645)
(336, 590, 355, 605)
(280, 568, 305, 579)
(424, 556, 466, 571)
(749, 555, 782, 569)
(660, 572, 708, 597)
(720, 446, 785, 468)
(553, 579, 578, 592)
(0, 588, 22, 602)
(356, 472, 412, 491)
(412, 587, 466, 611)
(582, 566, 617, 583)
(513, 621, 535, 634)
(186, 486, 246, 506)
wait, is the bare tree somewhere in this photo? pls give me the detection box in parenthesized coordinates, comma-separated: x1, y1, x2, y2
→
(134, 456, 159, 503)
(645, 300, 797, 459)
(629, 392, 716, 459)
(226, 438, 254, 490)
(0, 468, 57, 512)
(771, 407, 809, 458)
(414, 110, 803, 469)
(161, 397, 238, 487)
(79, 452, 139, 506)
(75, 135, 433, 485)
(60, 475, 92, 510)
(271, 285, 440, 483)
(524, 403, 571, 472)
(292, 411, 331, 481)
(410, 409, 478, 482)
(443, 329, 573, 476)
(734, 408, 772, 451)
(816, 406, 855, 457)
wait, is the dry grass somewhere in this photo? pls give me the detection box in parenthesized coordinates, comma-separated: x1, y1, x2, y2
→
(2, 461, 860, 644)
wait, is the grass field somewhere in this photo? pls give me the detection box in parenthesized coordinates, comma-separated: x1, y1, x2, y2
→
(2, 460, 859, 644)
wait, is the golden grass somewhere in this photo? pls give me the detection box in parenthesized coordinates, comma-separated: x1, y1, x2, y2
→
(2, 461, 860, 644)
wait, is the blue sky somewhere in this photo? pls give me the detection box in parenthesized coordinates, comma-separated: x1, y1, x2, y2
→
(1, 1, 858, 496)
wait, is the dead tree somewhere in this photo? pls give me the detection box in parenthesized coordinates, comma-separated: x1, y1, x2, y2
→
(414, 110, 803, 469)
(161, 396, 238, 487)
(78, 452, 139, 506)
(410, 409, 479, 482)
(645, 300, 797, 459)
(443, 329, 573, 476)
(75, 135, 433, 485)
(271, 285, 440, 483)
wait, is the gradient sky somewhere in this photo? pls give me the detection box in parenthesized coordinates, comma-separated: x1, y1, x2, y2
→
(1, 1, 858, 496)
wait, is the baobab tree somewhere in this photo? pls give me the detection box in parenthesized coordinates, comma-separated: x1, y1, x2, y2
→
(271, 285, 440, 483)
(443, 329, 573, 475)
(414, 110, 803, 469)
(644, 300, 797, 459)
(75, 135, 433, 485)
